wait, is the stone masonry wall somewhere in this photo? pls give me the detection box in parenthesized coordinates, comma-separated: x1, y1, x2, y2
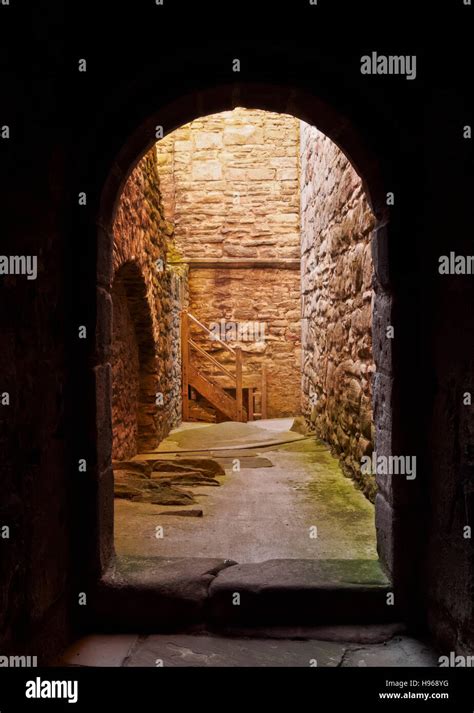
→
(300, 124, 376, 499)
(156, 109, 301, 417)
(188, 268, 301, 418)
(112, 151, 183, 459)
(111, 279, 141, 458)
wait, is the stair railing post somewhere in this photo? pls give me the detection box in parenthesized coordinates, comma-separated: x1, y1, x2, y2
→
(181, 309, 190, 420)
(261, 363, 267, 420)
(248, 387, 254, 421)
(235, 346, 243, 422)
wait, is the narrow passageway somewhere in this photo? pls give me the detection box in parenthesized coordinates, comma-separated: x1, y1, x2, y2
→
(109, 105, 383, 630)
(114, 418, 378, 564)
(5, 11, 474, 673)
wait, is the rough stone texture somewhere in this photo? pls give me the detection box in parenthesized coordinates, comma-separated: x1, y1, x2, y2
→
(114, 471, 197, 505)
(150, 457, 225, 477)
(1, 14, 473, 663)
(58, 631, 437, 668)
(113, 454, 226, 507)
(208, 558, 390, 626)
(222, 623, 404, 643)
(116, 424, 378, 566)
(157, 108, 300, 261)
(93, 555, 392, 631)
(339, 636, 438, 667)
(112, 152, 184, 458)
(111, 279, 140, 458)
(300, 124, 377, 499)
(125, 633, 346, 667)
(58, 634, 139, 667)
(424, 303, 474, 656)
(94, 556, 235, 630)
(157, 109, 301, 417)
(0, 109, 71, 658)
(188, 267, 301, 417)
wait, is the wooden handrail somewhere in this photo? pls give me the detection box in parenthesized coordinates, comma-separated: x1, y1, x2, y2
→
(261, 363, 267, 419)
(235, 346, 243, 421)
(188, 338, 235, 381)
(181, 309, 267, 423)
(181, 309, 190, 420)
(186, 311, 236, 355)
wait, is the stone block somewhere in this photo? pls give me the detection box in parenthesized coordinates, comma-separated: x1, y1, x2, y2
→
(95, 287, 112, 364)
(95, 364, 113, 474)
(195, 132, 223, 149)
(209, 559, 391, 626)
(191, 160, 222, 181)
(223, 125, 264, 145)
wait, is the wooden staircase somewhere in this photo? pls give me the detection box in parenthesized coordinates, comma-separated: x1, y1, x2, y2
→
(181, 310, 267, 423)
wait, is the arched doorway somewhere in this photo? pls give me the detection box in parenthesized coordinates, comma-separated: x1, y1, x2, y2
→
(111, 261, 158, 459)
(85, 82, 408, 618)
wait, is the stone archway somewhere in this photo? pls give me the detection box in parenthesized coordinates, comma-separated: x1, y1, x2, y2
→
(92, 82, 403, 608)
(111, 261, 157, 459)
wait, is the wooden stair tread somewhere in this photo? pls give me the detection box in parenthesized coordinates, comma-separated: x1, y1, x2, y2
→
(188, 364, 248, 422)
(182, 310, 267, 423)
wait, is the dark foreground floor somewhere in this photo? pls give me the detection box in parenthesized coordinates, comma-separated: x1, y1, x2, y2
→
(58, 629, 438, 667)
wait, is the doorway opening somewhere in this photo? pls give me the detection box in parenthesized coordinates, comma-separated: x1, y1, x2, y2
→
(92, 84, 400, 629)
(110, 107, 380, 569)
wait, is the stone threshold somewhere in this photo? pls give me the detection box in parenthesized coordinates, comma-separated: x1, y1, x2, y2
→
(91, 555, 395, 633)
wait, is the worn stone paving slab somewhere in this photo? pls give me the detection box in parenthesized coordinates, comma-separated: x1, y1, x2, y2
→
(340, 637, 438, 667)
(210, 558, 388, 588)
(155, 421, 304, 452)
(124, 633, 345, 667)
(94, 556, 235, 629)
(109, 555, 234, 587)
(57, 631, 438, 668)
(121, 634, 437, 667)
(208, 559, 391, 626)
(58, 635, 139, 667)
(212, 623, 405, 643)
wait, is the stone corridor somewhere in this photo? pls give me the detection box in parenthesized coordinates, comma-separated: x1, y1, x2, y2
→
(105, 105, 390, 644)
(106, 106, 388, 645)
(2, 7, 473, 675)
(114, 419, 378, 563)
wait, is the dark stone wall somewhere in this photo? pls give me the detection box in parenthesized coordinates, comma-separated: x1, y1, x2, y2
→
(421, 86, 474, 655)
(111, 279, 140, 460)
(0, 2, 472, 661)
(112, 153, 183, 457)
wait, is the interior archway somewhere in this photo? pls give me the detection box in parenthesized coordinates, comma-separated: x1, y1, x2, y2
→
(92, 83, 405, 625)
(111, 261, 158, 458)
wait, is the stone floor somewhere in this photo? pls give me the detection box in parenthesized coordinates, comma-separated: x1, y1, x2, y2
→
(115, 419, 378, 563)
(92, 432, 428, 663)
(57, 631, 438, 667)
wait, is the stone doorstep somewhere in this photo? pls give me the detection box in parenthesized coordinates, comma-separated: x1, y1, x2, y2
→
(58, 629, 437, 668)
(209, 622, 406, 644)
(92, 556, 394, 632)
(208, 559, 392, 628)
